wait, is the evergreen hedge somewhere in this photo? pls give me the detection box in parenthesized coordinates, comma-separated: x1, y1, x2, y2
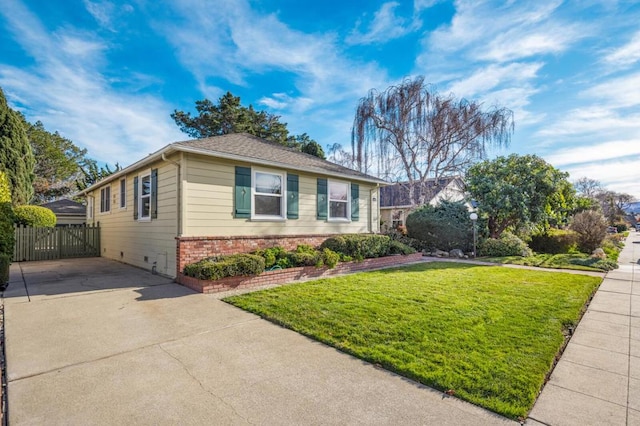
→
(13, 205, 57, 227)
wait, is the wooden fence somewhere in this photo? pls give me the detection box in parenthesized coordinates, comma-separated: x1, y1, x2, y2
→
(13, 224, 100, 262)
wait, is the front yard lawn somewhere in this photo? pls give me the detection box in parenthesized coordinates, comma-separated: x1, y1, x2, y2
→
(224, 262, 601, 419)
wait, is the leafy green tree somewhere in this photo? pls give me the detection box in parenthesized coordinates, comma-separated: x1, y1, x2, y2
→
(172, 92, 325, 158)
(76, 159, 121, 192)
(172, 92, 290, 143)
(0, 87, 35, 205)
(286, 133, 326, 159)
(26, 120, 88, 203)
(466, 154, 575, 238)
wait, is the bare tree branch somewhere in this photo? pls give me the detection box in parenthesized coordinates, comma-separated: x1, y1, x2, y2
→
(351, 76, 513, 206)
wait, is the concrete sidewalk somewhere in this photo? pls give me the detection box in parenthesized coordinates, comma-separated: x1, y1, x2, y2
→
(4, 258, 516, 425)
(528, 231, 640, 425)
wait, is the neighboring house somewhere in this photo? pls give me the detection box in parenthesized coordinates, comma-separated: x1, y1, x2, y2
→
(41, 199, 86, 226)
(80, 133, 386, 278)
(379, 177, 467, 231)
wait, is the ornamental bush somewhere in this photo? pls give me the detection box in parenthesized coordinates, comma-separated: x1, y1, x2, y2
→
(320, 234, 414, 260)
(182, 254, 265, 280)
(0, 171, 15, 283)
(528, 229, 578, 254)
(405, 201, 474, 252)
(570, 210, 608, 253)
(479, 233, 532, 257)
(13, 205, 57, 227)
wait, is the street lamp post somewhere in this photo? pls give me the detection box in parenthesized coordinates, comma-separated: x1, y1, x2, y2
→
(470, 212, 478, 258)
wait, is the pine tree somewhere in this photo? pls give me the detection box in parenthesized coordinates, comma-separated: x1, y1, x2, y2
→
(0, 87, 35, 205)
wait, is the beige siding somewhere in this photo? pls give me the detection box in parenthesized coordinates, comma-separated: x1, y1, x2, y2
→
(183, 153, 379, 237)
(86, 158, 179, 277)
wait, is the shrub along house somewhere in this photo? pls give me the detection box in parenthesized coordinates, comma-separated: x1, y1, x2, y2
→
(80, 133, 385, 278)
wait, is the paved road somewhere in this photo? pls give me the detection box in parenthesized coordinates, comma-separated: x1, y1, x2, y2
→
(4, 258, 514, 425)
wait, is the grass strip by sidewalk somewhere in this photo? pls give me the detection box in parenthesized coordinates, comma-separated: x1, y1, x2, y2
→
(481, 253, 616, 272)
(224, 262, 601, 419)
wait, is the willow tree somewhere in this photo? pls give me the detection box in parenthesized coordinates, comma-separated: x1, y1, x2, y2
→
(351, 76, 514, 206)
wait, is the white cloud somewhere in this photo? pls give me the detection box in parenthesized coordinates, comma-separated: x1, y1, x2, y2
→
(560, 157, 640, 199)
(583, 72, 640, 108)
(604, 30, 640, 67)
(538, 106, 640, 137)
(425, 1, 568, 58)
(0, 0, 184, 165)
(83, 0, 115, 29)
(545, 139, 640, 166)
(346, 2, 420, 45)
(150, 0, 390, 143)
(447, 62, 542, 98)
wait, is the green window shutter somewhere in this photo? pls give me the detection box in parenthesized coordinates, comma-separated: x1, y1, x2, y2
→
(235, 166, 251, 218)
(133, 176, 139, 220)
(287, 174, 299, 219)
(151, 168, 158, 219)
(351, 183, 359, 221)
(317, 178, 327, 220)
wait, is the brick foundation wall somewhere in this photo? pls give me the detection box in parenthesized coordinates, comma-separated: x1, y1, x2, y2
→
(176, 234, 337, 276)
(176, 252, 424, 294)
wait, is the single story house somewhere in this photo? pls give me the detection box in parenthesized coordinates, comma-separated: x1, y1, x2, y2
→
(80, 133, 386, 278)
(41, 199, 86, 226)
(379, 176, 467, 231)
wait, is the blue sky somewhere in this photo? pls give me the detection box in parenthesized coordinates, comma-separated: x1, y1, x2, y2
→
(1, 0, 639, 198)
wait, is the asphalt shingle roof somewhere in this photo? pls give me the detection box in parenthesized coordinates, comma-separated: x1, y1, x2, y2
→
(41, 199, 86, 215)
(174, 133, 384, 183)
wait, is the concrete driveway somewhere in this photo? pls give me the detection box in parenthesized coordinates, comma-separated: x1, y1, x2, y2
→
(3, 258, 514, 425)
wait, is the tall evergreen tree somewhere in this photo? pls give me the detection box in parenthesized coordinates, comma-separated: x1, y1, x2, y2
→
(26, 120, 88, 203)
(172, 92, 325, 159)
(0, 87, 35, 205)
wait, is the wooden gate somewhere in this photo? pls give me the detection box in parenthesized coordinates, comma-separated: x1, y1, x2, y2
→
(12, 224, 100, 262)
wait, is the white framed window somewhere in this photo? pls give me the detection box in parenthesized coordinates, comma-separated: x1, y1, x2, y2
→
(139, 172, 151, 221)
(252, 170, 285, 220)
(100, 186, 111, 213)
(119, 178, 126, 209)
(329, 180, 350, 221)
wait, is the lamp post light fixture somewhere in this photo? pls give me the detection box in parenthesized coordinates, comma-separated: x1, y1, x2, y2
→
(470, 212, 478, 258)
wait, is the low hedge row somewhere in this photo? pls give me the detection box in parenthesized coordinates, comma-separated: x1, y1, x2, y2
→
(479, 233, 533, 257)
(183, 235, 415, 281)
(320, 234, 415, 261)
(183, 254, 265, 281)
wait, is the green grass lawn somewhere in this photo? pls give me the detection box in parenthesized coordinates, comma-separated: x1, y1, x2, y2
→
(224, 262, 601, 419)
(481, 253, 616, 271)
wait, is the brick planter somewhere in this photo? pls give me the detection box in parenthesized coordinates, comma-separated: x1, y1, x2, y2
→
(176, 252, 424, 294)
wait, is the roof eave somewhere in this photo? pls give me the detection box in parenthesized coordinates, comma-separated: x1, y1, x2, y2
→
(174, 145, 388, 185)
(79, 142, 388, 196)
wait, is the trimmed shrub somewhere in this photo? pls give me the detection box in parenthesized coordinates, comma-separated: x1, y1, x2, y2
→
(479, 233, 532, 257)
(13, 205, 57, 227)
(388, 240, 416, 255)
(406, 201, 474, 252)
(254, 246, 288, 268)
(183, 254, 265, 280)
(321, 248, 340, 268)
(320, 234, 414, 260)
(528, 229, 578, 254)
(0, 254, 9, 284)
(0, 171, 10, 203)
(0, 203, 14, 258)
(570, 210, 607, 253)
